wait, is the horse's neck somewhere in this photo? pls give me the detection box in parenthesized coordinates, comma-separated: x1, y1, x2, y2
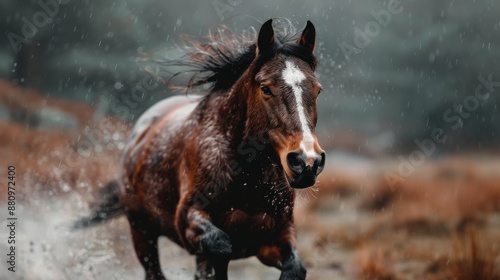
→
(205, 87, 294, 212)
(214, 80, 251, 144)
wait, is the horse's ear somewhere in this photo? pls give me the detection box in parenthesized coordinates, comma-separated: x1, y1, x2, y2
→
(297, 20, 316, 53)
(257, 19, 275, 54)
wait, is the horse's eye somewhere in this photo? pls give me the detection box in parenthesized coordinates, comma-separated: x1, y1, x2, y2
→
(260, 86, 272, 97)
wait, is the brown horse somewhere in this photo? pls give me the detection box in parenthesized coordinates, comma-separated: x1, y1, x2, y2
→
(75, 19, 326, 280)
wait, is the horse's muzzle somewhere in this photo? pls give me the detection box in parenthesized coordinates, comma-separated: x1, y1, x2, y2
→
(286, 151, 326, 188)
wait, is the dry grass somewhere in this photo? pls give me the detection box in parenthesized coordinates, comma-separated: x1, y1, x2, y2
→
(362, 158, 500, 234)
(306, 155, 500, 279)
(437, 229, 500, 280)
(356, 246, 395, 280)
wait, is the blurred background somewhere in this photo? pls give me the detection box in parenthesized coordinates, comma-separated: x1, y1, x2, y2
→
(0, 0, 499, 279)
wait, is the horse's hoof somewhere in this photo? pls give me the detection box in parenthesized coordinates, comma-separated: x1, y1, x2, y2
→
(279, 264, 306, 280)
(200, 228, 232, 256)
(279, 271, 306, 280)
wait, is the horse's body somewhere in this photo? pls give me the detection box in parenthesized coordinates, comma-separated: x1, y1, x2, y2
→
(76, 19, 325, 280)
(122, 90, 297, 270)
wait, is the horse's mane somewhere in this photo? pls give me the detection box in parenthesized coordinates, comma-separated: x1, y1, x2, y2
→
(142, 19, 317, 94)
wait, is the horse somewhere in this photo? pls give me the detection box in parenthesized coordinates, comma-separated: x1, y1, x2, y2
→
(75, 19, 326, 280)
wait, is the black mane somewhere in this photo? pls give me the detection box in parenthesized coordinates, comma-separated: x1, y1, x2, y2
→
(146, 21, 317, 93)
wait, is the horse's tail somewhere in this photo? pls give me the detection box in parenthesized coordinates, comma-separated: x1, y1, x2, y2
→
(72, 180, 125, 229)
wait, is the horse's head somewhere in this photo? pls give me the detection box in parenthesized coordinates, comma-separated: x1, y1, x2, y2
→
(248, 20, 325, 189)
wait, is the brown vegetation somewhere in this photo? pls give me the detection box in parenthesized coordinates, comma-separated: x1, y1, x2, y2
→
(438, 229, 500, 280)
(299, 156, 500, 279)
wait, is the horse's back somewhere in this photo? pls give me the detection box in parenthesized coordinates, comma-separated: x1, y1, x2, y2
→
(127, 94, 202, 148)
(119, 94, 201, 205)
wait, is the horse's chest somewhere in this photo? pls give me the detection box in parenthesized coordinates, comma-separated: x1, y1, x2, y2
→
(230, 209, 276, 230)
(215, 209, 280, 233)
(215, 181, 293, 234)
(214, 207, 291, 257)
(217, 201, 291, 234)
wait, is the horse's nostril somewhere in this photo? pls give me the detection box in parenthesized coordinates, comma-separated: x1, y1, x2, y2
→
(286, 152, 305, 174)
(315, 152, 326, 174)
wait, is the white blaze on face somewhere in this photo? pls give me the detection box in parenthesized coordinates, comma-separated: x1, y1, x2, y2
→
(282, 61, 316, 165)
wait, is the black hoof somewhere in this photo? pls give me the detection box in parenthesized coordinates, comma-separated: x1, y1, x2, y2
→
(200, 228, 232, 257)
(279, 263, 306, 280)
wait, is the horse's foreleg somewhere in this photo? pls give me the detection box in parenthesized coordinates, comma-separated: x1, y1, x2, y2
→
(181, 208, 232, 257)
(212, 259, 229, 280)
(277, 246, 306, 280)
(129, 216, 166, 280)
(257, 236, 306, 280)
(195, 256, 214, 280)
